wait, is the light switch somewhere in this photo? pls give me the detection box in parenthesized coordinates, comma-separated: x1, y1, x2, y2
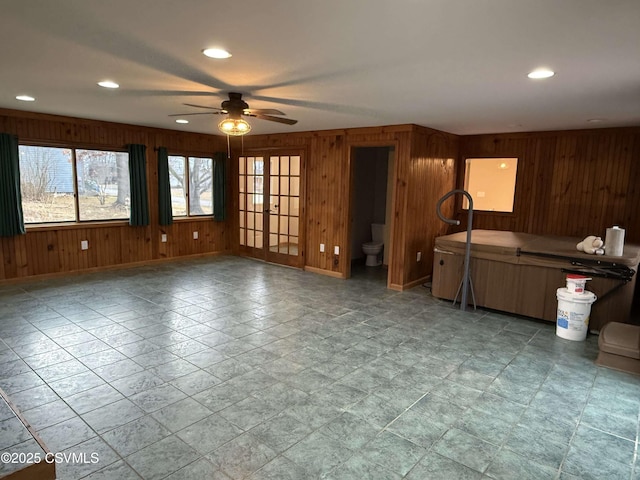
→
(320, 243, 325, 252)
(334, 246, 340, 255)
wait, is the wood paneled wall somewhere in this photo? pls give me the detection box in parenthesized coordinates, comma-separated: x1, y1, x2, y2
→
(394, 126, 458, 288)
(237, 124, 458, 289)
(457, 127, 640, 243)
(9, 108, 632, 290)
(344, 127, 413, 288)
(0, 109, 229, 282)
(234, 129, 407, 277)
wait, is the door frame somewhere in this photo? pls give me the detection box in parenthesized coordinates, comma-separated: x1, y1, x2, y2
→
(236, 148, 306, 269)
(346, 141, 398, 287)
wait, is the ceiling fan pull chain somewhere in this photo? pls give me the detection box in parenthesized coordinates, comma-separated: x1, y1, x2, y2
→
(226, 134, 231, 159)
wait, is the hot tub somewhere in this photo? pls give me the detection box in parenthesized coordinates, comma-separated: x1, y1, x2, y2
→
(432, 230, 640, 331)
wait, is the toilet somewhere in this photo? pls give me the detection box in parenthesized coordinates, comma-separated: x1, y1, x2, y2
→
(362, 223, 385, 267)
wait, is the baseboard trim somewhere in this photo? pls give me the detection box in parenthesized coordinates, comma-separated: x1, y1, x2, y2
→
(389, 274, 431, 291)
(304, 266, 346, 279)
(0, 387, 56, 479)
(0, 250, 232, 286)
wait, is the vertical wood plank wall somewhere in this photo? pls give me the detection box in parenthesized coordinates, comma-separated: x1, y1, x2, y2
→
(237, 124, 458, 289)
(5, 108, 635, 290)
(235, 128, 415, 279)
(457, 127, 640, 243)
(394, 126, 458, 288)
(0, 109, 229, 281)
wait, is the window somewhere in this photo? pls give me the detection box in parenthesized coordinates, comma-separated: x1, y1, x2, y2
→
(463, 157, 518, 212)
(168, 155, 213, 217)
(19, 145, 130, 224)
(76, 149, 130, 221)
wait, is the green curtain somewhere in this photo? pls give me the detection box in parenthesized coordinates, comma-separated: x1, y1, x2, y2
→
(157, 147, 173, 226)
(0, 133, 25, 237)
(127, 144, 149, 226)
(212, 151, 226, 221)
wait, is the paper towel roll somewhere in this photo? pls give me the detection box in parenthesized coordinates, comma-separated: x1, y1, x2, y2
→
(605, 226, 625, 256)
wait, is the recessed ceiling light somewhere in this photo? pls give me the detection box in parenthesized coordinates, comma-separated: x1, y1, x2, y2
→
(527, 69, 555, 79)
(98, 80, 119, 89)
(587, 118, 605, 123)
(16, 95, 35, 102)
(202, 48, 232, 59)
(175, 119, 189, 124)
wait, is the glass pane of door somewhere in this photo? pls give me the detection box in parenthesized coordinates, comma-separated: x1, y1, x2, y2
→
(266, 155, 300, 257)
(239, 156, 264, 252)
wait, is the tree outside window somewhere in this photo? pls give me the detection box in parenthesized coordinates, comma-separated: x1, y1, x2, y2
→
(168, 155, 213, 217)
(19, 145, 130, 223)
(76, 149, 130, 220)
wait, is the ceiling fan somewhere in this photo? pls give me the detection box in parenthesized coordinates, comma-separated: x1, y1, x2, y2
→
(169, 92, 297, 135)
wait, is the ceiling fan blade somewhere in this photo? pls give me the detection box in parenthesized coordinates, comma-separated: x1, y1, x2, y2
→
(244, 108, 286, 116)
(168, 112, 223, 117)
(251, 94, 379, 117)
(248, 114, 298, 125)
(183, 103, 224, 111)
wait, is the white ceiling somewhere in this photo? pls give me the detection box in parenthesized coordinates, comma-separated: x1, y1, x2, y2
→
(1, 0, 639, 136)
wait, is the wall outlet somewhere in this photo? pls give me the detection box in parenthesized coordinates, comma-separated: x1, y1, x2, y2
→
(193, 231, 198, 240)
(320, 243, 325, 253)
(417, 251, 422, 262)
(334, 246, 340, 255)
(161, 234, 167, 243)
(81, 240, 88, 250)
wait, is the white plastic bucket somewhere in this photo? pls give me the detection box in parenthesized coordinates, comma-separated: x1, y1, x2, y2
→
(556, 288, 597, 341)
(566, 274, 591, 294)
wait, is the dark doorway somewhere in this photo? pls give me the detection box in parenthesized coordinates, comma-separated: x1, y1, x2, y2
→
(350, 146, 394, 281)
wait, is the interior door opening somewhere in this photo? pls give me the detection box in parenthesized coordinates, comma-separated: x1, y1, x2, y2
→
(349, 146, 395, 282)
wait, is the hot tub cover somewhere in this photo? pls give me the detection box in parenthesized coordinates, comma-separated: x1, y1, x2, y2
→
(435, 230, 640, 269)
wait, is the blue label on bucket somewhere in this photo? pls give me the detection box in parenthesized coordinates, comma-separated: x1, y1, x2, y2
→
(557, 318, 569, 329)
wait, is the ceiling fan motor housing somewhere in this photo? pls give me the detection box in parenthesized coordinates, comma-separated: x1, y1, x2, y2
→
(170, 92, 297, 125)
(222, 92, 249, 118)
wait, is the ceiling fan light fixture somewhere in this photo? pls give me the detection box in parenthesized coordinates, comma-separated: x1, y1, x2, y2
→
(218, 118, 251, 136)
(203, 48, 232, 59)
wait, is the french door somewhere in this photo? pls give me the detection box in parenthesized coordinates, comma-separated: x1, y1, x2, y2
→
(238, 153, 302, 267)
